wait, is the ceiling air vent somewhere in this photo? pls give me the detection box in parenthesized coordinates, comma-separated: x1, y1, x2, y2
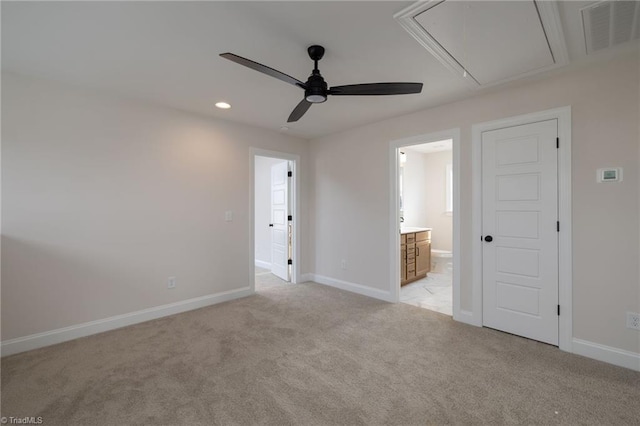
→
(581, 0, 640, 54)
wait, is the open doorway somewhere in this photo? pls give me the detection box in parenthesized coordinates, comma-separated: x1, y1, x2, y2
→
(399, 140, 453, 315)
(251, 149, 300, 292)
(389, 129, 460, 319)
(254, 156, 292, 290)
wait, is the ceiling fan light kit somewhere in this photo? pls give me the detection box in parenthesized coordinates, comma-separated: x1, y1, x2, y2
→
(220, 45, 423, 123)
(304, 45, 328, 104)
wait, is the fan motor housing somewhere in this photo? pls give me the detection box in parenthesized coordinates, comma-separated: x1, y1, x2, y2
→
(305, 72, 328, 103)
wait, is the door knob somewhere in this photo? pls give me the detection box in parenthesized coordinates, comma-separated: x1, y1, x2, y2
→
(269, 224, 274, 227)
(484, 235, 493, 242)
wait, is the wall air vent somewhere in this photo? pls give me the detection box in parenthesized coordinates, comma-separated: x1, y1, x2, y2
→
(394, 0, 569, 89)
(581, 0, 640, 54)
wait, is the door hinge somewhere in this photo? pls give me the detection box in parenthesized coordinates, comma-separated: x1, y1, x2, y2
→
(557, 305, 560, 316)
(557, 221, 560, 232)
(287, 171, 292, 177)
(288, 215, 292, 221)
(287, 259, 293, 265)
(556, 137, 559, 149)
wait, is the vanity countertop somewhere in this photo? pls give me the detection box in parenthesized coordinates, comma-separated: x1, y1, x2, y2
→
(400, 227, 432, 234)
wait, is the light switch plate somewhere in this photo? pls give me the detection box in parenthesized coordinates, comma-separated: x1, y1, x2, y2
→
(225, 211, 233, 222)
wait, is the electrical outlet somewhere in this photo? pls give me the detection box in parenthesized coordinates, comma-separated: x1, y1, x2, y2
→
(627, 312, 640, 330)
(168, 276, 176, 289)
(341, 259, 347, 270)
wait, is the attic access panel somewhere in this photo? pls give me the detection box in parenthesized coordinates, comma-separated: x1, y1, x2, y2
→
(395, 0, 569, 89)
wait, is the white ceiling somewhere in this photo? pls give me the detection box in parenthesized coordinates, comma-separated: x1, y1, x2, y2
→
(404, 139, 453, 154)
(2, 1, 636, 139)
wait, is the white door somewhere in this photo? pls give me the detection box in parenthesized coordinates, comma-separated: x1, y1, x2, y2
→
(270, 161, 289, 281)
(482, 119, 558, 345)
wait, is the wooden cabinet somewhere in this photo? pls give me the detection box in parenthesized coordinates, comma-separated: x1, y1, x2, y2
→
(416, 239, 431, 276)
(406, 244, 416, 280)
(401, 244, 407, 281)
(401, 229, 431, 286)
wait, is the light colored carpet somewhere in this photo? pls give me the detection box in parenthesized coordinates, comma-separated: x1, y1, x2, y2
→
(2, 282, 639, 425)
(255, 268, 291, 291)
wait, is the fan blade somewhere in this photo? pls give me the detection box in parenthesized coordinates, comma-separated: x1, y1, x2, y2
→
(220, 53, 305, 88)
(329, 82, 423, 96)
(287, 99, 312, 123)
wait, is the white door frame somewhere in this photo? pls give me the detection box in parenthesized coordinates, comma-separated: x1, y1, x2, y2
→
(389, 128, 462, 319)
(250, 148, 301, 292)
(471, 106, 572, 352)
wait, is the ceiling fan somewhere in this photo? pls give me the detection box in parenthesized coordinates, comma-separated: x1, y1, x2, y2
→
(220, 45, 423, 123)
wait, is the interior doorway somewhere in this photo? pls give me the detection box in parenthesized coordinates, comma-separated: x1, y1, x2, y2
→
(389, 129, 461, 319)
(398, 140, 454, 315)
(250, 149, 300, 292)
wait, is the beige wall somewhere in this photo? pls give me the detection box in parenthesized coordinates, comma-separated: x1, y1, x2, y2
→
(3, 52, 639, 358)
(1, 73, 309, 340)
(310, 52, 640, 354)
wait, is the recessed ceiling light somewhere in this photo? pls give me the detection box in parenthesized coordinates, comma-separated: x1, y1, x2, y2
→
(280, 126, 289, 131)
(215, 102, 231, 109)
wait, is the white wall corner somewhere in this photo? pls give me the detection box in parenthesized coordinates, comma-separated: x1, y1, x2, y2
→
(311, 274, 394, 303)
(1, 287, 252, 357)
(299, 273, 314, 283)
(254, 259, 272, 270)
(453, 309, 482, 327)
(572, 338, 640, 372)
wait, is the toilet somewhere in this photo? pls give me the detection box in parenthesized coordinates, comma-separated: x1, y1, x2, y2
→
(431, 249, 452, 273)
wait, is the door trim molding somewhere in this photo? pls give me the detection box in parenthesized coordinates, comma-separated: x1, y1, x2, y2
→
(388, 128, 461, 321)
(250, 148, 301, 291)
(471, 106, 572, 351)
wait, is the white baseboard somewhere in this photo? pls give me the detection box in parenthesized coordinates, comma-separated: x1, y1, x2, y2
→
(453, 309, 481, 327)
(1, 287, 253, 357)
(310, 274, 393, 303)
(299, 273, 314, 283)
(572, 338, 640, 371)
(254, 259, 271, 270)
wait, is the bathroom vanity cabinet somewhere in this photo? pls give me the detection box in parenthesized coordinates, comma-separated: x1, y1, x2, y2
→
(400, 228, 431, 286)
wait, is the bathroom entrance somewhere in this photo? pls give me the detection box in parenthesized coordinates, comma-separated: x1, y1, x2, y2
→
(389, 129, 460, 318)
(398, 140, 454, 315)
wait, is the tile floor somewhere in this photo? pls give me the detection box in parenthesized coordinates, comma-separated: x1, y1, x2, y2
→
(400, 269, 453, 316)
